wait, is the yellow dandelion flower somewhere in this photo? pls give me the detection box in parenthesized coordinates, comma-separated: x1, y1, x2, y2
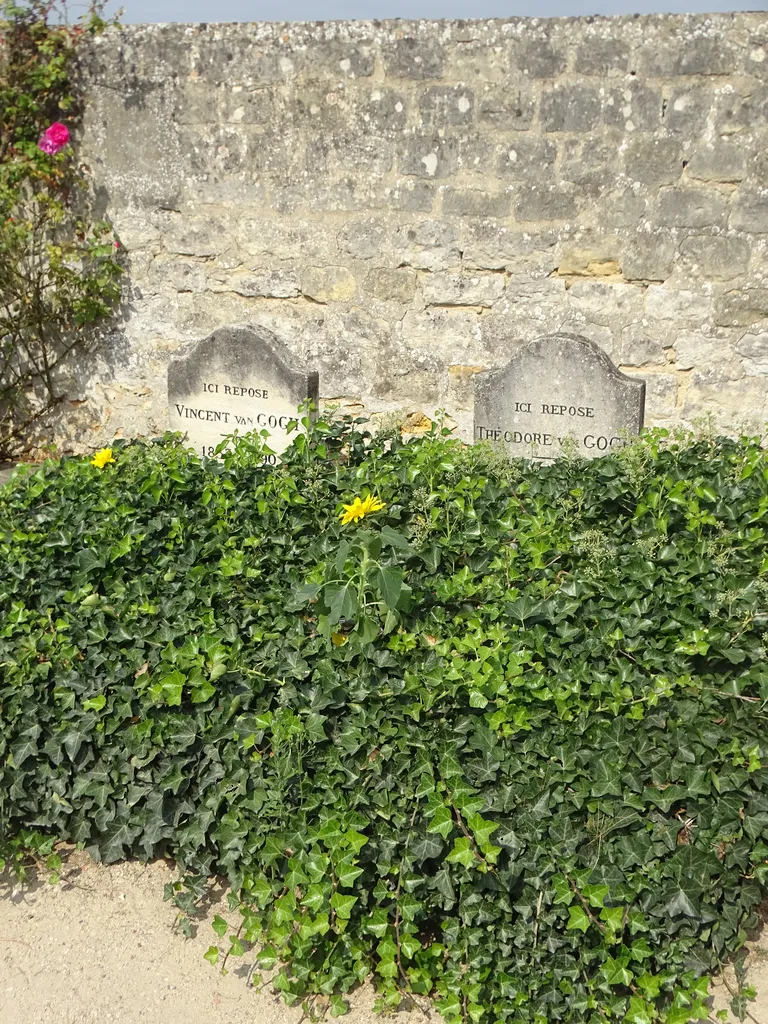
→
(91, 447, 115, 469)
(339, 493, 386, 525)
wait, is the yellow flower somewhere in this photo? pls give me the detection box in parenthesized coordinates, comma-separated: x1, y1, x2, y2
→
(91, 447, 115, 469)
(339, 493, 386, 525)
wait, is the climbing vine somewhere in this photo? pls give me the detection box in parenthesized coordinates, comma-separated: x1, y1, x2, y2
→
(1, 422, 767, 1022)
(0, 0, 122, 460)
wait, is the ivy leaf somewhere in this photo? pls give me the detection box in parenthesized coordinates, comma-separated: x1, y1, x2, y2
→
(663, 885, 701, 919)
(624, 995, 653, 1024)
(601, 956, 633, 987)
(466, 813, 499, 850)
(330, 892, 357, 920)
(427, 806, 454, 838)
(582, 883, 609, 909)
(411, 832, 444, 862)
(336, 856, 364, 888)
(566, 906, 590, 933)
(552, 876, 573, 906)
(445, 837, 475, 869)
(330, 995, 349, 1017)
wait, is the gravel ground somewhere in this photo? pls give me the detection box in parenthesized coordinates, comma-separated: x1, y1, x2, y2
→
(0, 852, 766, 1024)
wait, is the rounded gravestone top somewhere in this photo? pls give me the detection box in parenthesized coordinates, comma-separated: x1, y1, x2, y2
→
(473, 333, 646, 460)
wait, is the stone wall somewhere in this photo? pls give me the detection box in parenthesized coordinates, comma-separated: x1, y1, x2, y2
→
(62, 13, 768, 449)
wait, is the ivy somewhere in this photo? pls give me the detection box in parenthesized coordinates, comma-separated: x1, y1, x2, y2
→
(0, 0, 122, 458)
(1, 420, 768, 1024)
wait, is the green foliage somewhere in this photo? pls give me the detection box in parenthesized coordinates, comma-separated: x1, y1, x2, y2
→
(0, 0, 122, 458)
(1, 420, 768, 1024)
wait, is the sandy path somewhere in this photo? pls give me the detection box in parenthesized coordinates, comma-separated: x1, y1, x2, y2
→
(0, 852, 383, 1024)
(0, 852, 765, 1024)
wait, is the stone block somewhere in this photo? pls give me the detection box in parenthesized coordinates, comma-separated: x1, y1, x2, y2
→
(270, 180, 387, 215)
(574, 38, 630, 75)
(174, 124, 252, 178)
(678, 235, 751, 280)
(441, 39, 511, 81)
(540, 85, 602, 132)
(173, 81, 221, 124)
(567, 280, 644, 329)
(621, 233, 677, 281)
(514, 187, 578, 222)
(398, 133, 460, 179)
(662, 88, 712, 135)
(419, 85, 475, 126)
(236, 219, 314, 260)
(459, 223, 557, 274)
(394, 220, 461, 272)
(639, 34, 736, 76)
(442, 189, 511, 218)
(385, 182, 436, 212)
(400, 308, 486, 363)
(477, 85, 536, 130)
(218, 87, 278, 126)
(715, 84, 768, 136)
(644, 285, 712, 325)
(747, 149, 768, 187)
(337, 219, 392, 260)
(683, 378, 768, 432)
(657, 188, 729, 229)
(488, 279, 569, 341)
(111, 211, 161, 251)
(180, 178, 268, 207)
(617, 325, 668, 366)
(556, 246, 622, 281)
(497, 136, 558, 181)
(218, 269, 300, 298)
(308, 40, 375, 78)
(674, 333, 742, 380)
(735, 332, 768, 375)
(382, 37, 444, 79)
(627, 371, 678, 419)
(456, 133, 502, 175)
(714, 288, 768, 327)
(622, 136, 683, 188)
(687, 143, 746, 183)
(306, 132, 393, 178)
(364, 268, 417, 303)
(164, 217, 230, 258)
(730, 194, 768, 233)
(86, 90, 182, 208)
(511, 39, 566, 78)
(301, 266, 357, 303)
(350, 87, 408, 135)
(422, 273, 504, 307)
(192, 44, 302, 86)
(148, 258, 207, 294)
(595, 190, 649, 230)
(561, 135, 623, 190)
(603, 82, 662, 130)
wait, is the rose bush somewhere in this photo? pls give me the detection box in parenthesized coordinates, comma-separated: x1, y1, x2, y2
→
(0, 0, 122, 459)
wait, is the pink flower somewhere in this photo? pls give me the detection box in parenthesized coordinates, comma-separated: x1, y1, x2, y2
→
(38, 122, 70, 156)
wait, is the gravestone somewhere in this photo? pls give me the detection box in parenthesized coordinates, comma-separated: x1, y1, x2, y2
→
(474, 333, 645, 459)
(168, 324, 318, 459)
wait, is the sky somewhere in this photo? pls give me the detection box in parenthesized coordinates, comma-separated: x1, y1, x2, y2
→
(99, 0, 768, 25)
